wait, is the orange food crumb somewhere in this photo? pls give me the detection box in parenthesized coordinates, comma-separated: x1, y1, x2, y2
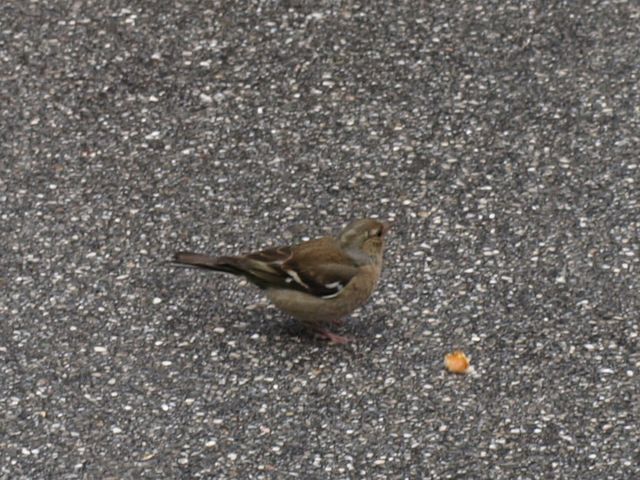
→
(444, 351, 470, 374)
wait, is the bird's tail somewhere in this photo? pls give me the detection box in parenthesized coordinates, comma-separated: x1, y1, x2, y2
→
(172, 252, 279, 289)
(172, 252, 244, 275)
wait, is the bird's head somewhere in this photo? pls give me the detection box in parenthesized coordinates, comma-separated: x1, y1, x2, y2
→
(339, 218, 390, 265)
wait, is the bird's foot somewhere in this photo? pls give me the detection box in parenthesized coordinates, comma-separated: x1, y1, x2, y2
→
(330, 318, 346, 327)
(316, 330, 352, 344)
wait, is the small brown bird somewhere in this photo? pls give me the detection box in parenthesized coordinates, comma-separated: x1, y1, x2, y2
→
(173, 218, 390, 344)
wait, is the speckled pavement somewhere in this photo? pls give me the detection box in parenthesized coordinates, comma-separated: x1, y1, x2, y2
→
(2, 2, 639, 478)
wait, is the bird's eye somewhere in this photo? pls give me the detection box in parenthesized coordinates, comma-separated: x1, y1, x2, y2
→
(367, 228, 383, 239)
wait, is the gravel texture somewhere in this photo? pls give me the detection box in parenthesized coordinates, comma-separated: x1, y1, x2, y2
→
(2, 1, 639, 478)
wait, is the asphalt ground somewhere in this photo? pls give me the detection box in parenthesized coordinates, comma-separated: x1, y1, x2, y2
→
(1, 1, 639, 478)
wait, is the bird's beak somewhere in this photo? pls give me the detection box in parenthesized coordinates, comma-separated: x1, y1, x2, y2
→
(382, 221, 393, 235)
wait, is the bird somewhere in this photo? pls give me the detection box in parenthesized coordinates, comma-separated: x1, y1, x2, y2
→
(172, 218, 390, 344)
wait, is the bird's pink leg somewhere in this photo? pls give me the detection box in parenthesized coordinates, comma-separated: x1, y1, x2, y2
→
(317, 330, 352, 344)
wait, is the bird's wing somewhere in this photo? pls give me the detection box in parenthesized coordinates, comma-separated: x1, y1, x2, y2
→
(246, 238, 360, 297)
